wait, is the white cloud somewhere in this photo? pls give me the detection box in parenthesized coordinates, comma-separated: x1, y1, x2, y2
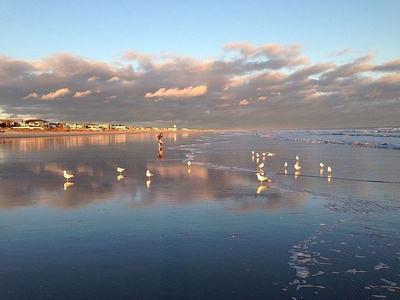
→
(87, 76, 99, 82)
(107, 76, 120, 82)
(23, 93, 39, 99)
(73, 90, 99, 98)
(145, 85, 208, 99)
(41, 88, 71, 100)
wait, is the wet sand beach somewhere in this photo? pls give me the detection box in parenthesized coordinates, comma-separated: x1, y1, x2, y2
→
(0, 130, 399, 299)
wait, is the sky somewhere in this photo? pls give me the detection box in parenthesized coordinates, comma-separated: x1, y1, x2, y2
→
(1, 0, 399, 129)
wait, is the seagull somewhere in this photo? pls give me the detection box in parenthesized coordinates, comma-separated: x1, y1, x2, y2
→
(267, 152, 276, 156)
(327, 166, 332, 173)
(320, 162, 325, 168)
(187, 161, 191, 167)
(258, 162, 264, 169)
(63, 170, 74, 181)
(256, 172, 272, 185)
(296, 156, 299, 161)
(146, 170, 153, 179)
(294, 163, 302, 171)
(284, 162, 288, 168)
(117, 167, 126, 174)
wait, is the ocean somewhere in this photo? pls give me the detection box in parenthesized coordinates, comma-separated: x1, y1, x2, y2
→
(0, 128, 399, 299)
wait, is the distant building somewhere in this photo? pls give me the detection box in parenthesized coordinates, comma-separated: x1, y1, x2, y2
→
(24, 119, 49, 127)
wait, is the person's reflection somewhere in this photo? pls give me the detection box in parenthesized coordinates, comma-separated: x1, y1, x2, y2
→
(157, 132, 164, 159)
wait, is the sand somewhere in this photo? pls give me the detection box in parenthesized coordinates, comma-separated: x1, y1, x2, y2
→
(0, 131, 399, 299)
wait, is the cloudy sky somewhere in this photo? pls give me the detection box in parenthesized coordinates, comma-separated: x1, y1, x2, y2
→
(1, 0, 399, 129)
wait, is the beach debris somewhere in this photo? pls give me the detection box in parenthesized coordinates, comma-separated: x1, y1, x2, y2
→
(345, 269, 367, 274)
(296, 284, 325, 291)
(374, 263, 389, 270)
(381, 278, 396, 286)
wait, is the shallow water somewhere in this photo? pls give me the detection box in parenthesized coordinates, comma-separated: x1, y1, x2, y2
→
(0, 132, 399, 299)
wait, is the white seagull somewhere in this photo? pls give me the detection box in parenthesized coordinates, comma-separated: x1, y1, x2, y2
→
(117, 167, 126, 174)
(63, 170, 74, 181)
(146, 170, 153, 179)
(256, 172, 272, 185)
(284, 162, 288, 168)
(294, 163, 302, 171)
(320, 162, 325, 168)
(258, 162, 264, 169)
(327, 166, 332, 173)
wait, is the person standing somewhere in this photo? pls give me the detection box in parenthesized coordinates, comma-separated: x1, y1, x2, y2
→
(157, 132, 164, 159)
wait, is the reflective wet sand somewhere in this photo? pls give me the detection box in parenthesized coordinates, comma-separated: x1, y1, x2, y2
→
(0, 132, 399, 299)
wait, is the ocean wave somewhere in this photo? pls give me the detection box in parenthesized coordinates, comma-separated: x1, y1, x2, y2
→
(250, 127, 400, 151)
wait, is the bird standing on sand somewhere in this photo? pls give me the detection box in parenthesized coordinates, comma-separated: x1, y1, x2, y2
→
(320, 162, 324, 168)
(146, 170, 153, 179)
(117, 167, 126, 174)
(63, 170, 74, 181)
(284, 162, 288, 168)
(256, 172, 272, 185)
(327, 166, 332, 173)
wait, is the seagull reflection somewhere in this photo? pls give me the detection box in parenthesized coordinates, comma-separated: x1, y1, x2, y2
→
(63, 181, 75, 190)
(117, 174, 126, 181)
(146, 179, 151, 188)
(256, 185, 268, 194)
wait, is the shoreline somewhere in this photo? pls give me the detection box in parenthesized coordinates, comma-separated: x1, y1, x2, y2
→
(0, 128, 215, 140)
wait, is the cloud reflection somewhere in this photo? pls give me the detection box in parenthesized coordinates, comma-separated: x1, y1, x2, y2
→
(0, 134, 309, 213)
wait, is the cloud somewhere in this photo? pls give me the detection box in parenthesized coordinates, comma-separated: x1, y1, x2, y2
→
(0, 43, 399, 129)
(41, 88, 71, 100)
(87, 76, 99, 82)
(23, 93, 39, 99)
(107, 76, 120, 82)
(73, 90, 99, 98)
(145, 85, 208, 99)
